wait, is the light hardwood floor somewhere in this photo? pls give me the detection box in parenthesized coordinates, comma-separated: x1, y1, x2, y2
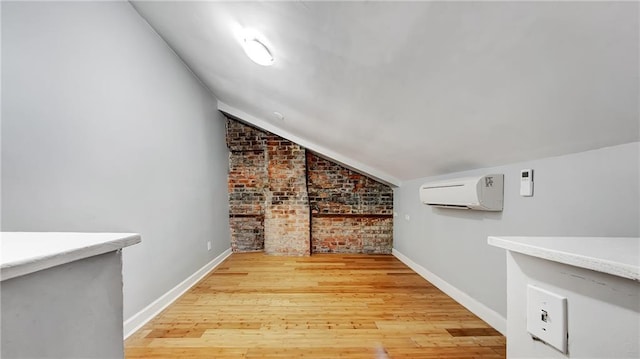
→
(125, 253, 505, 358)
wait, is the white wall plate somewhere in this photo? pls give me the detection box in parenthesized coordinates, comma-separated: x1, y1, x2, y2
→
(526, 284, 568, 353)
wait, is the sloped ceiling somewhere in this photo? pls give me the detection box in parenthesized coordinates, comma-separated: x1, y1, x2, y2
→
(132, 1, 638, 185)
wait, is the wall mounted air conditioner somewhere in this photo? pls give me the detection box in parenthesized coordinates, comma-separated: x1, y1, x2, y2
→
(419, 174, 504, 211)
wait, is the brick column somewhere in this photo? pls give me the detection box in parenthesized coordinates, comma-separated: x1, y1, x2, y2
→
(264, 136, 310, 256)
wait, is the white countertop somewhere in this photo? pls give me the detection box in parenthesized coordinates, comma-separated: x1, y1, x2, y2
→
(488, 236, 640, 281)
(1, 232, 141, 281)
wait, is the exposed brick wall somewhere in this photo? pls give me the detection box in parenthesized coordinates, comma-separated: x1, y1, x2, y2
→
(310, 217, 393, 254)
(307, 153, 393, 254)
(226, 119, 266, 152)
(226, 117, 392, 255)
(227, 120, 267, 252)
(264, 136, 310, 256)
(229, 216, 264, 252)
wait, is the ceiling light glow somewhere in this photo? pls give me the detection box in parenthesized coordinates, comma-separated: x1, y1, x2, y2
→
(242, 31, 274, 66)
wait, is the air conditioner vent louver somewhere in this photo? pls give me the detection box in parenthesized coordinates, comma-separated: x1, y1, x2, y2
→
(419, 174, 504, 212)
(422, 184, 465, 190)
(427, 204, 470, 209)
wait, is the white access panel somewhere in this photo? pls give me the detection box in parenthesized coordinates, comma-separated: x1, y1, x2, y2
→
(526, 285, 568, 354)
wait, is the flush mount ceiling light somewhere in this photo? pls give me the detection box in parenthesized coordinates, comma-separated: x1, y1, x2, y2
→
(242, 31, 274, 66)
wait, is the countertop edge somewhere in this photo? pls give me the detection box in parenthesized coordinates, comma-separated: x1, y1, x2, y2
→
(488, 236, 640, 282)
(1, 233, 141, 281)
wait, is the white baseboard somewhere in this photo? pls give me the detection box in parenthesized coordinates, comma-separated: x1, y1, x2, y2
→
(123, 248, 232, 339)
(392, 248, 506, 335)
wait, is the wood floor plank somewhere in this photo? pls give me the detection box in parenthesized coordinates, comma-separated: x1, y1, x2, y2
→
(446, 328, 503, 337)
(125, 253, 505, 358)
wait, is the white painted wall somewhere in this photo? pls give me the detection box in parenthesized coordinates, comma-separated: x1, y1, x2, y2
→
(1, 1, 230, 321)
(393, 142, 640, 324)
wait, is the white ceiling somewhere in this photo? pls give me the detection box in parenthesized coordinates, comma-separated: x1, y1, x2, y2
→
(132, 1, 639, 185)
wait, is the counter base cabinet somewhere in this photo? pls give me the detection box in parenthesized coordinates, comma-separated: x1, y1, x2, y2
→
(1, 251, 125, 359)
(506, 251, 639, 358)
